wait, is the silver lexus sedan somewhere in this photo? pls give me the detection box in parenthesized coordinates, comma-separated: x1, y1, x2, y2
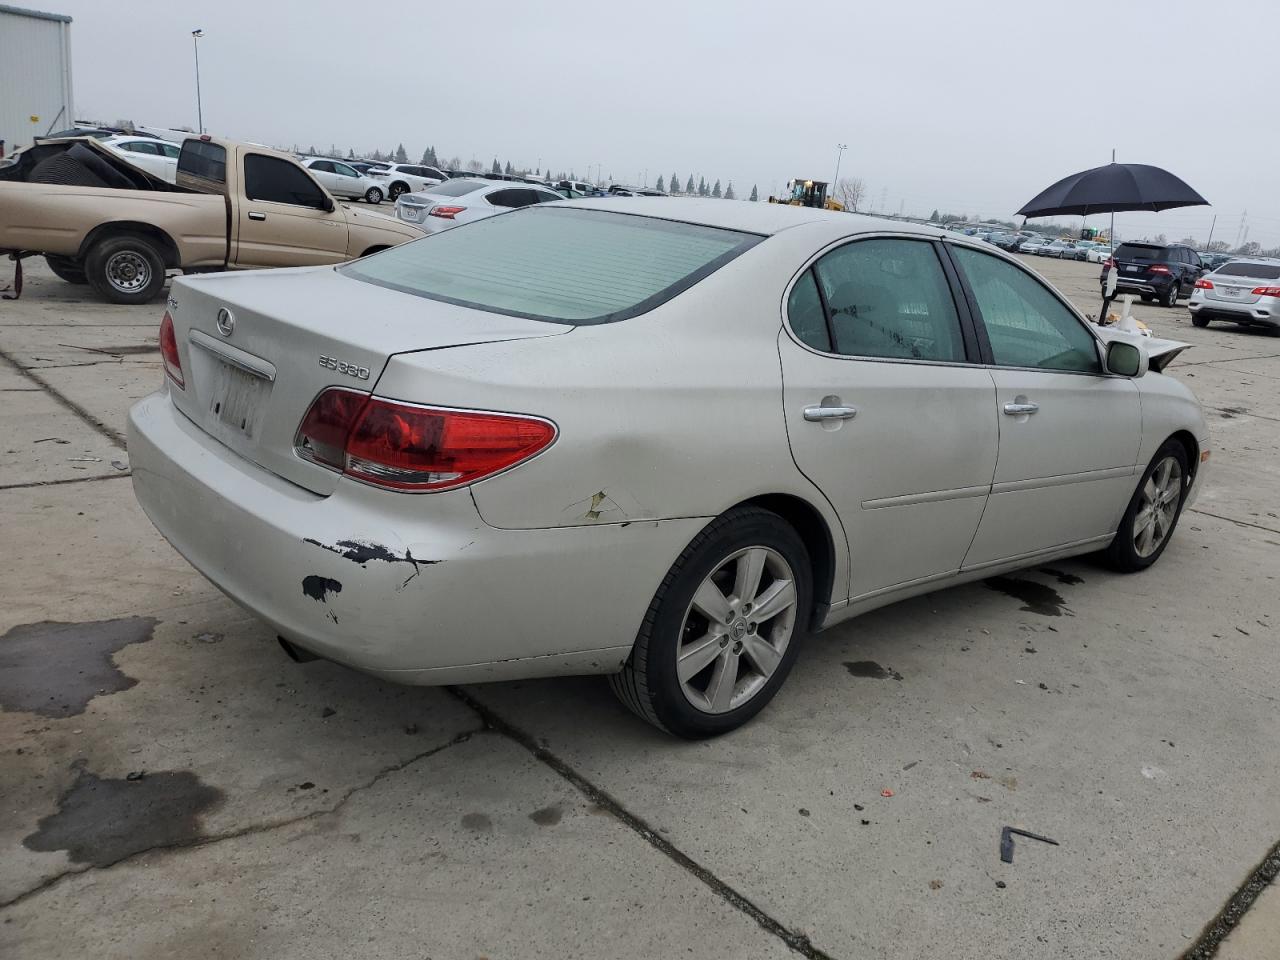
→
(128, 199, 1209, 737)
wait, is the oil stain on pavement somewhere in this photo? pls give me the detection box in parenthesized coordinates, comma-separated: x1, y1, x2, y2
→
(0, 617, 157, 717)
(23, 766, 224, 866)
(844, 661, 903, 681)
(984, 577, 1068, 616)
(1038, 567, 1085, 586)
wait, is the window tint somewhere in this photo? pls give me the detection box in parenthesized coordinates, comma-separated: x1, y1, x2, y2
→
(487, 189, 523, 208)
(1114, 243, 1166, 262)
(124, 141, 158, 155)
(951, 246, 1101, 373)
(531, 189, 561, 204)
(423, 167, 445, 180)
(309, 160, 333, 173)
(159, 143, 180, 159)
(809, 238, 964, 362)
(333, 162, 359, 177)
(177, 140, 227, 183)
(787, 270, 830, 351)
(427, 179, 488, 198)
(342, 207, 760, 325)
(1217, 262, 1280, 280)
(244, 155, 327, 208)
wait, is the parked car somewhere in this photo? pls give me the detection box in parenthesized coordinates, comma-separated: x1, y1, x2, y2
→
(990, 233, 1029, 252)
(301, 157, 387, 203)
(0, 135, 419, 303)
(127, 200, 1208, 737)
(1042, 240, 1079, 259)
(1197, 252, 1232, 272)
(1018, 237, 1050, 254)
(394, 178, 563, 233)
(101, 135, 181, 183)
(369, 163, 447, 200)
(1086, 244, 1113, 263)
(1188, 259, 1280, 332)
(1101, 242, 1203, 308)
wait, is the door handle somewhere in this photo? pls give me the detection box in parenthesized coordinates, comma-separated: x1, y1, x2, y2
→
(247, 211, 267, 221)
(1002, 400, 1039, 416)
(804, 403, 858, 422)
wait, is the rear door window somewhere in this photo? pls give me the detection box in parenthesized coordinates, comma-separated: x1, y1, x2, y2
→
(342, 207, 761, 324)
(951, 246, 1101, 373)
(244, 154, 328, 208)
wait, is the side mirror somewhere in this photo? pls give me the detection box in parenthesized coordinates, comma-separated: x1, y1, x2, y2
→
(321, 196, 335, 213)
(1106, 340, 1147, 378)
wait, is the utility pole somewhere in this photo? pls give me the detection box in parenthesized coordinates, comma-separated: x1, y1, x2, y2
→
(1205, 214, 1217, 250)
(192, 29, 205, 134)
(832, 143, 847, 194)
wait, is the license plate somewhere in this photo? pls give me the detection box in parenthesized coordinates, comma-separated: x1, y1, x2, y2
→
(1125, 265, 1141, 273)
(210, 361, 269, 439)
(400, 208, 420, 222)
(1224, 286, 1242, 297)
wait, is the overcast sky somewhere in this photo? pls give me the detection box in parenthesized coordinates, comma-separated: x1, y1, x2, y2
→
(49, 0, 1280, 247)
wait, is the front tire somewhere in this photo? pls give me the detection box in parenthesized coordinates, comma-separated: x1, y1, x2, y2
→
(1161, 282, 1179, 308)
(364, 187, 383, 204)
(609, 506, 812, 738)
(1191, 315, 1211, 328)
(45, 255, 87, 284)
(85, 235, 167, 305)
(1101, 440, 1189, 572)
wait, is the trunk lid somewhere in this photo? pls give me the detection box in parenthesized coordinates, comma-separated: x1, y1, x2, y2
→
(166, 264, 569, 494)
(1204, 263, 1280, 305)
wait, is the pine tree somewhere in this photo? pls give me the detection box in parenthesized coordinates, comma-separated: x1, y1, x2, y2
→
(670, 172, 679, 194)
(724, 182, 735, 200)
(347, 148, 355, 159)
(420, 147, 431, 165)
(491, 158, 501, 174)
(394, 143, 408, 163)
(749, 184, 758, 202)
(504, 161, 513, 175)
(308, 145, 317, 156)
(686, 174, 695, 194)
(930, 209, 940, 222)
(655, 175, 665, 193)
(428, 146, 438, 166)
(712, 179, 722, 198)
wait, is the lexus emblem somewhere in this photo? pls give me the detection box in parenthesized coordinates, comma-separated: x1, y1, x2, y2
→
(216, 307, 235, 337)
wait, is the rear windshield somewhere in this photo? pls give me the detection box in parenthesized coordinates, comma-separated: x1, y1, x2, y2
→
(342, 206, 761, 324)
(1114, 244, 1166, 262)
(178, 140, 226, 183)
(417, 179, 488, 198)
(1216, 261, 1280, 280)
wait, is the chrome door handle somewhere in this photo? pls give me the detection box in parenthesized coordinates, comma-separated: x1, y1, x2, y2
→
(804, 404, 858, 422)
(247, 211, 267, 221)
(1002, 401, 1039, 416)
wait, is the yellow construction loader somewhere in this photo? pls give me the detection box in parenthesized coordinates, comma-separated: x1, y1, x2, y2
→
(769, 179, 844, 211)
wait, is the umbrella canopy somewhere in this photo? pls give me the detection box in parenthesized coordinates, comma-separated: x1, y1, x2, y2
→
(1017, 163, 1208, 219)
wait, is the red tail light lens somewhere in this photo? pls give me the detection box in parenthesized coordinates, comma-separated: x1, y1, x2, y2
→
(1194, 278, 1214, 290)
(428, 205, 464, 219)
(159, 311, 184, 388)
(1148, 265, 1171, 274)
(294, 389, 556, 492)
(1251, 286, 1280, 297)
(1103, 258, 1115, 270)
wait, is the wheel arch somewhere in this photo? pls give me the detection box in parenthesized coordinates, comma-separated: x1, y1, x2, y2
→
(360, 245, 390, 258)
(735, 493, 837, 631)
(79, 221, 180, 268)
(1168, 429, 1200, 483)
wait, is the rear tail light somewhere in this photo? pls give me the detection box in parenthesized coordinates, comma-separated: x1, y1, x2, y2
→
(294, 388, 556, 492)
(1251, 286, 1280, 297)
(428, 205, 464, 219)
(1148, 265, 1171, 274)
(159, 311, 184, 388)
(1103, 258, 1115, 270)
(1194, 278, 1214, 289)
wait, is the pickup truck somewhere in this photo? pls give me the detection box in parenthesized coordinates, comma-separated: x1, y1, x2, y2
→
(0, 135, 421, 304)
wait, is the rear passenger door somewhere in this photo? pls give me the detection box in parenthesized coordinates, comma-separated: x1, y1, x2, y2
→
(948, 245, 1141, 566)
(777, 236, 998, 602)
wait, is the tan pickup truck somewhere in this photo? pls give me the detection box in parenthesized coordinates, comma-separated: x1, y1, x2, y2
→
(0, 136, 421, 304)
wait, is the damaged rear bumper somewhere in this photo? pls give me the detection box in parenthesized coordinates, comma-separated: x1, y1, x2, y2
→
(127, 390, 706, 684)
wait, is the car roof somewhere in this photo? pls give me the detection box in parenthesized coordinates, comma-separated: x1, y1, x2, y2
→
(557, 197, 946, 238)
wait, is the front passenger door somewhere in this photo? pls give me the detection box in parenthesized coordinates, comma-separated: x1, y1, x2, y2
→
(949, 245, 1141, 566)
(236, 154, 349, 268)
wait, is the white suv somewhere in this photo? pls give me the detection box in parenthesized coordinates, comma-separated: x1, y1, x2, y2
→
(369, 163, 447, 200)
(300, 158, 387, 204)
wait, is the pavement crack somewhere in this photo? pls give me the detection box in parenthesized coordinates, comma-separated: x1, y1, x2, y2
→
(1180, 836, 1280, 960)
(0, 347, 128, 449)
(1190, 507, 1280, 537)
(446, 686, 838, 960)
(0, 727, 481, 911)
(0, 473, 131, 492)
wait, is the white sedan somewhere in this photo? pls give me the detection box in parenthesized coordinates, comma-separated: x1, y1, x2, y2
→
(128, 200, 1209, 738)
(394, 178, 563, 232)
(300, 158, 387, 204)
(101, 135, 181, 182)
(1087, 245, 1114, 263)
(368, 163, 448, 200)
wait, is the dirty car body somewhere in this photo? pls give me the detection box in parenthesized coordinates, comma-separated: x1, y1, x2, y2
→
(127, 199, 1209, 737)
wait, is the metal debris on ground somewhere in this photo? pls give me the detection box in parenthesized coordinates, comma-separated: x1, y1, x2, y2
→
(999, 826, 1060, 864)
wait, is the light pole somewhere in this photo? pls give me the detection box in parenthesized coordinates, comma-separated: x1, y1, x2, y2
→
(832, 143, 847, 195)
(192, 29, 204, 134)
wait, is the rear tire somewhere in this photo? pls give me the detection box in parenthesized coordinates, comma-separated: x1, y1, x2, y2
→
(1191, 315, 1211, 328)
(1161, 283, 1179, 308)
(1100, 440, 1189, 573)
(85, 235, 167, 305)
(44, 255, 87, 284)
(388, 181, 408, 200)
(609, 506, 812, 738)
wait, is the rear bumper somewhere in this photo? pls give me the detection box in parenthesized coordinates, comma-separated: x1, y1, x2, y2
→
(127, 390, 706, 684)
(1188, 296, 1278, 325)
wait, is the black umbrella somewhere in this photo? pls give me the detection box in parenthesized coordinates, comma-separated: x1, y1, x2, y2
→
(1016, 162, 1208, 219)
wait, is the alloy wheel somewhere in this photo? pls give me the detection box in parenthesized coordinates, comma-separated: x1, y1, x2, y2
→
(676, 546, 798, 714)
(1134, 456, 1182, 557)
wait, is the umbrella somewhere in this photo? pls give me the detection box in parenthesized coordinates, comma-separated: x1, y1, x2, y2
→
(1016, 162, 1208, 219)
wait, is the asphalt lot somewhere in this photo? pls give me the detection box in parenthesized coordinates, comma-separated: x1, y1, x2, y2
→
(1, 250, 1278, 960)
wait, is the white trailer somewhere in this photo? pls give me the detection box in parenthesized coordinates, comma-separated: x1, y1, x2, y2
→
(0, 4, 74, 157)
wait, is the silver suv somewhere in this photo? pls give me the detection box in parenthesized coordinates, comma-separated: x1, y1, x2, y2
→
(1188, 259, 1280, 331)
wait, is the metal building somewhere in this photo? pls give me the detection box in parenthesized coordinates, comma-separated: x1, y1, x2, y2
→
(0, 4, 74, 157)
